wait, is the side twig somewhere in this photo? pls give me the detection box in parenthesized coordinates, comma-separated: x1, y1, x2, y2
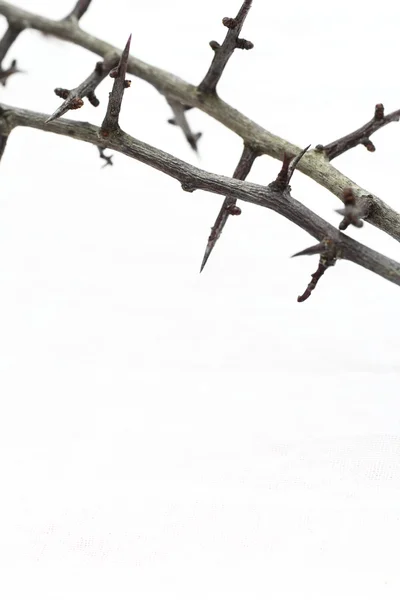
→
(46, 53, 119, 123)
(293, 239, 337, 303)
(100, 34, 131, 138)
(167, 99, 201, 152)
(200, 144, 260, 272)
(336, 187, 370, 231)
(318, 103, 400, 160)
(198, 0, 253, 95)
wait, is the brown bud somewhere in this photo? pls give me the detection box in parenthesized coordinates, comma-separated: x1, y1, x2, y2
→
(70, 97, 84, 110)
(227, 205, 241, 216)
(54, 87, 69, 99)
(222, 17, 237, 28)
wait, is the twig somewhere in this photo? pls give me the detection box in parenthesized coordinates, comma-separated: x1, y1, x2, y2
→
(98, 146, 113, 167)
(1, 2, 400, 241)
(100, 34, 131, 138)
(1, 104, 400, 292)
(0, 132, 8, 161)
(200, 144, 259, 272)
(167, 99, 201, 152)
(294, 239, 337, 302)
(198, 0, 253, 95)
(46, 53, 119, 123)
(319, 103, 400, 160)
(271, 145, 310, 191)
(336, 187, 369, 231)
(0, 22, 23, 85)
(64, 0, 93, 22)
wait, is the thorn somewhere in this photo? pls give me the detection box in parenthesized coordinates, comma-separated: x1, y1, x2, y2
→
(374, 103, 384, 121)
(292, 242, 327, 258)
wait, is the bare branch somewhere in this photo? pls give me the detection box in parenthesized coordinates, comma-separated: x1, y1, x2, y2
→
(1, 103, 400, 294)
(46, 53, 119, 123)
(100, 34, 131, 138)
(0, 132, 8, 161)
(319, 103, 400, 161)
(1, 2, 400, 242)
(64, 0, 93, 22)
(98, 146, 113, 167)
(167, 99, 201, 152)
(0, 22, 23, 85)
(200, 144, 259, 272)
(198, 0, 253, 95)
(293, 239, 337, 302)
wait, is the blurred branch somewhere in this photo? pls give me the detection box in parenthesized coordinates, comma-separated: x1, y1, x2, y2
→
(0, 132, 8, 161)
(0, 22, 22, 85)
(1, 103, 400, 294)
(64, 0, 93, 22)
(198, 0, 253, 95)
(335, 188, 370, 231)
(167, 99, 201, 153)
(97, 146, 113, 167)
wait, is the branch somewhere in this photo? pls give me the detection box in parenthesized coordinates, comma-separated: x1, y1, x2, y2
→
(336, 187, 369, 231)
(319, 103, 400, 160)
(293, 239, 337, 302)
(0, 132, 8, 161)
(0, 2, 398, 243)
(200, 144, 259, 272)
(46, 53, 119, 123)
(0, 22, 22, 85)
(100, 34, 131, 137)
(271, 146, 310, 192)
(97, 146, 113, 167)
(167, 99, 201, 152)
(64, 0, 93, 22)
(0, 2, 400, 242)
(1, 103, 400, 294)
(198, 0, 253, 95)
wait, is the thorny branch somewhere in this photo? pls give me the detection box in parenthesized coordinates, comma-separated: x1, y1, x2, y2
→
(200, 144, 260, 272)
(100, 34, 131, 137)
(0, 1, 400, 301)
(292, 239, 337, 302)
(1, 104, 400, 298)
(198, 0, 253, 95)
(46, 53, 119, 123)
(319, 103, 400, 160)
(0, 1, 399, 244)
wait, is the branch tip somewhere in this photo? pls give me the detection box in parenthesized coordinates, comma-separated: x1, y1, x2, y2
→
(198, 0, 254, 95)
(100, 34, 132, 136)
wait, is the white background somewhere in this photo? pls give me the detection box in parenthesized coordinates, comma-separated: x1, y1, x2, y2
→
(1, 1, 400, 598)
